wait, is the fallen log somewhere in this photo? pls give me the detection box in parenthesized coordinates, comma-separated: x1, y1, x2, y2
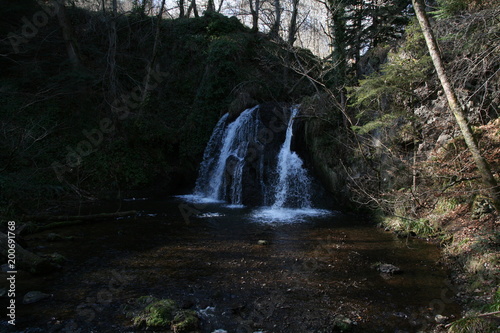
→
(23, 210, 137, 222)
(20, 210, 138, 234)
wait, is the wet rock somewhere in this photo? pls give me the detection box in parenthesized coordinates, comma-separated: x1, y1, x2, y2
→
(46, 233, 74, 242)
(435, 314, 448, 324)
(23, 291, 51, 304)
(132, 298, 177, 327)
(47, 252, 67, 265)
(257, 240, 269, 245)
(125, 296, 200, 332)
(333, 315, 352, 331)
(373, 263, 402, 275)
(172, 310, 199, 333)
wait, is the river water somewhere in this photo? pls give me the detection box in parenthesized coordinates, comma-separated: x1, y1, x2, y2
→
(5, 196, 461, 332)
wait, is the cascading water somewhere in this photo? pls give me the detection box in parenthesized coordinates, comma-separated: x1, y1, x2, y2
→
(272, 106, 312, 208)
(193, 104, 314, 209)
(194, 106, 260, 204)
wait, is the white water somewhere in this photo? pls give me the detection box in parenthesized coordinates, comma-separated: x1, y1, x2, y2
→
(272, 106, 312, 209)
(194, 106, 259, 204)
(189, 105, 330, 222)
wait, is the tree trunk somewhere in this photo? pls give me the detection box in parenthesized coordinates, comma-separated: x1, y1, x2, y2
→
(54, 0, 81, 69)
(217, 0, 224, 12)
(108, 0, 118, 99)
(207, 0, 216, 12)
(287, 0, 299, 46)
(412, 0, 500, 210)
(187, 0, 199, 18)
(141, 0, 166, 104)
(179, 0, 185, 17)
(270, 0, 281, 38)
(249, 0, 260, 32)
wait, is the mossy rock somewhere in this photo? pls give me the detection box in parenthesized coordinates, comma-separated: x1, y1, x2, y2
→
(333, 314, 352, 331)
(125, 296, 200, 332)
(172, 310, 199, 333)
(133, 298, 177, 328)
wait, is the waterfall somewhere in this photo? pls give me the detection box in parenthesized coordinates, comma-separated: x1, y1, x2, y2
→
(193, 105, 313, 208)
(272, 106, 312, 208)
(194, 106, 260, 204)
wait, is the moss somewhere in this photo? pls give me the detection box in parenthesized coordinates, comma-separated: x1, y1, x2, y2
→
(171, 310, 199, 333)
(125, 296, 200, 331)
(132, 298, 177, 328)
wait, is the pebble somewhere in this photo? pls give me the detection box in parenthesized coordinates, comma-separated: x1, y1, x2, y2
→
(23, 291, 51, 304)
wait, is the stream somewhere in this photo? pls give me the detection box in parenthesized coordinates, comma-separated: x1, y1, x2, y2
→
(3, 196, 461, 332)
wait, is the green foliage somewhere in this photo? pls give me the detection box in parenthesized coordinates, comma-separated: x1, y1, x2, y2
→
(431, 0, 469, 19)
(131, 297, 177, 327)
(205, 12, 247, 36)
(351, 114, 398, 134)
(125, 296, 199, 332)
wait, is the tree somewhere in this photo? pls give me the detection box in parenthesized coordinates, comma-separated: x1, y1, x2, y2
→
(187, 0, 199, 17)
(178, 0, 185, 17)
(54, 0, 82, 69)
(248, 0, 260, 32)
(106, 0, 118, 100)
(269, 0, 281, 38)
(141, 0, 166, 104)
(412, 0, 500, 210)
(287, 0, 299, 46)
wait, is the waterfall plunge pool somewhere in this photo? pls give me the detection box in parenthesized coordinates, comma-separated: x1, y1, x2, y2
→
(177, 194, 334, 223)
(10, 196, 462, 332)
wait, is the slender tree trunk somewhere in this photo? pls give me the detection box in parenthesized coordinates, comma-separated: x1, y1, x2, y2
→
(54, 0, 81, 69)
(179, 0, 185, 17)
(141, 0, 149, 16)
(141, 0, 166, 104)
(108, 0, 118, 99)
(187, 0, 199, 18)
(207, 0, 216, 12)
(270, 0, 281, 38)
(412, 0, 500, 210)
(249, 0, 260, 32)
(217, 0, 224, 12)
(288, 0, 299, 46)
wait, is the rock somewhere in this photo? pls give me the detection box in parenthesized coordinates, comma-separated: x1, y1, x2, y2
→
(48, 252, 67, 265)
(172, 310, 199, 333)
(126, 296, 200, 332)
(23, 291, 51, 304)
(375, 263, 402, 275)
(212, 330, 228, 333)
(435, 314, 448, 324)
(333, 315, 352, 331)
(257, 240, 269, 245)
(0, 232, 54, 274)
(133, 298, 177, 327)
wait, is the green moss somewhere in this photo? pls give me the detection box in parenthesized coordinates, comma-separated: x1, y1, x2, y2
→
(172, 310, 199, 333)
(132, 298, 177, 328)
(125, 296, 200, 331)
